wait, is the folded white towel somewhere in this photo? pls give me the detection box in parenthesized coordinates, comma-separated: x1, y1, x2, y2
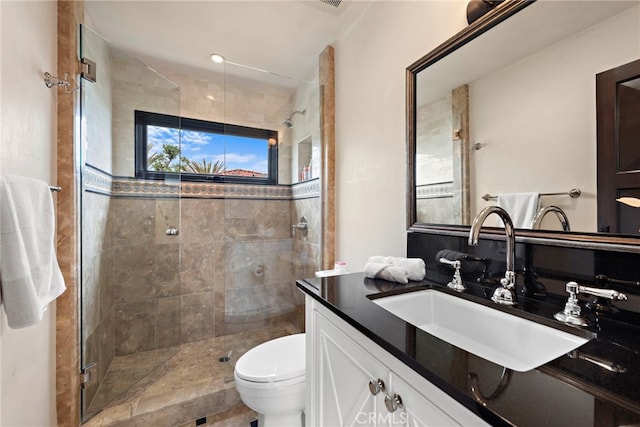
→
(0, 174, 66, 329)
(364, 262, 409, 284)
(367, 256, 426, 281)
(497, 192, 540, 229)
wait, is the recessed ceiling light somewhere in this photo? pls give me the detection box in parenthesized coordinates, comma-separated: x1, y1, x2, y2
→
(210, 53, 225, 63)
(206, 94, 216, 101)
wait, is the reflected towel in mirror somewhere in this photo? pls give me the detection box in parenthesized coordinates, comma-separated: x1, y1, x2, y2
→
(497, 192, 540, 229)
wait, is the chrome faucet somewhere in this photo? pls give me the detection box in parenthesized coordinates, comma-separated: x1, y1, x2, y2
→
(468, 206, 517, 305)
(291, 216, 308, 237)
(531, 206, 571, 231)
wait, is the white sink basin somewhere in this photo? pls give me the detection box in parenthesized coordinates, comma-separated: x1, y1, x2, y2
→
(371, 289, 590, 372)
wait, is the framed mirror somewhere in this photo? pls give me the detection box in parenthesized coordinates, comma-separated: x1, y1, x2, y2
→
(407, 0, 640, 249)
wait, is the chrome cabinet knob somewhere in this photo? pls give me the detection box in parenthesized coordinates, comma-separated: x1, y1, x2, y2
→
(384, 393, 403, 412)
(368, 378, 385, 395)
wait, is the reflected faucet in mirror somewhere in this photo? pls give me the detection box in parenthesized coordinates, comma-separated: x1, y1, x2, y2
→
(468, 367, 513, 407)
(468, 206, 517, 306)
(531, 206, 571, 231)
(568, 350, 627, 374)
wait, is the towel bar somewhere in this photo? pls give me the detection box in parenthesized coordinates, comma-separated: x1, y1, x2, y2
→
(49, 186, 62, 192)
(482, 188, 581, 201)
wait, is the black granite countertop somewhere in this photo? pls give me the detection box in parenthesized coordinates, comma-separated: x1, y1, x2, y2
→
(297, 273, 640, 427)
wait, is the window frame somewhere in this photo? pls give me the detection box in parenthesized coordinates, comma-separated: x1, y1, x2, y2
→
(134, 110, 278, 185)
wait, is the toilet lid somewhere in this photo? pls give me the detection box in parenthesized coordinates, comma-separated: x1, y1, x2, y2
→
(235, 333, 305, 383)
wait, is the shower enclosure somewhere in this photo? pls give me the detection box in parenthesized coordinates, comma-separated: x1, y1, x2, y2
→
(79, 26, 322, 424)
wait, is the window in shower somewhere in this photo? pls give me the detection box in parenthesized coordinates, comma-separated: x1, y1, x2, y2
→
(134, 110, 278, 184)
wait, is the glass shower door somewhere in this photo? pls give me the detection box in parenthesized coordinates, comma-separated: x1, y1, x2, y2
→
(79, 25, 182, 422)
(217, 63, 321, 375)
(79, 23, 324, 424)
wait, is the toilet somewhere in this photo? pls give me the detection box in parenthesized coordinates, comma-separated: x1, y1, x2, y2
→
(234, 333, 306, 427)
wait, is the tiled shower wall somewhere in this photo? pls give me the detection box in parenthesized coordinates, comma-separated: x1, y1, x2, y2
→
(110, 194, 310, 354)
(415, 94, 454, 224)
(291, 182, 322, 324)
(82, 190, 116, 405)
(82, 177, 320, 405)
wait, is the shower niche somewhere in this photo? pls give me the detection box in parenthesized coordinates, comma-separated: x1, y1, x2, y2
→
(297, 137, 313, 182)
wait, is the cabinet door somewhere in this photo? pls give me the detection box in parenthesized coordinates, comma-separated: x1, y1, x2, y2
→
(389, 372, 462, 427)
(313, 311, 389, 426)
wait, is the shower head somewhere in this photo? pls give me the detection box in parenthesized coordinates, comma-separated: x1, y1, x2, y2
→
(282, 119, 294, 129)
(282, 110, 306, 128)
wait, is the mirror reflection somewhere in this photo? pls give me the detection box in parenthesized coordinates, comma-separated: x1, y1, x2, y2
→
(411, 1, 640, 233)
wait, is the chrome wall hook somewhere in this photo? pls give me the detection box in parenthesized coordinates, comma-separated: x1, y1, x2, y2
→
(44, 72, 79, 93)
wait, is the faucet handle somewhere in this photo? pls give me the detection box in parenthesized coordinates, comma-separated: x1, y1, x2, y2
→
(577, 285, 627, 301)
(554, 282, 589, 326)
(439, 258, 465, 292)
(554, 281, 627, 327)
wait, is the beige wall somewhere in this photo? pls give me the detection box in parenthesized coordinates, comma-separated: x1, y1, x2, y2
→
(0, 1, 59, 425)
(334, 1, 467, 268)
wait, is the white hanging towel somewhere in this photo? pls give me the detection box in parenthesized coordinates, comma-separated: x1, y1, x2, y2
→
(0, 174, 66, 329)
(497, 192, 540, 229)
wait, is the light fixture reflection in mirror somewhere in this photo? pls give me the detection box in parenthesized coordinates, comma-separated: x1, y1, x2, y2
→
(210, 53, 225, 63)
(617, 197, 640, 232)
(617, 197, 640, 208)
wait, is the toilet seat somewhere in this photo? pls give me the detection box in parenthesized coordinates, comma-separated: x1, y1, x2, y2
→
(235, 333, 305, 383)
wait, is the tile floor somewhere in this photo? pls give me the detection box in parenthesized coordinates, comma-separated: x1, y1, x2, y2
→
(83, 323, 300, 426)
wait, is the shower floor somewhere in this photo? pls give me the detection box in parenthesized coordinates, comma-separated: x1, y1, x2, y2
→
(83, 323, 301, 427)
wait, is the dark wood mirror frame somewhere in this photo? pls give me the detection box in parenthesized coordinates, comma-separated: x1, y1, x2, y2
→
(406, 0, 640, 253)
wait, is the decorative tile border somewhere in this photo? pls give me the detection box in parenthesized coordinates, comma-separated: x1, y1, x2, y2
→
(416, 181, 453, 199)
(181, 182, 291, 199)
(292, 178, 320, 200)
(113, 179, 181, 197)
(83, 164, 113, 195)
(82, 163, 321, 200)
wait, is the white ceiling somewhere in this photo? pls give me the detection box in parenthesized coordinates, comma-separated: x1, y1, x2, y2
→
(84, 0, 373, 82)
(416, 0, 640, 106)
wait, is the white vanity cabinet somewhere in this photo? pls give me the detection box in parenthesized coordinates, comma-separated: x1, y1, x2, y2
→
(305, 296, 488, 427)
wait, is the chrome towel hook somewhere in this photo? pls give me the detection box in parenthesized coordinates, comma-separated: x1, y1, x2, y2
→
(44, 72, 78, 94)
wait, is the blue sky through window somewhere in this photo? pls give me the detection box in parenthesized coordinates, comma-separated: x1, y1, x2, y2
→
(147, 125, 268, 174)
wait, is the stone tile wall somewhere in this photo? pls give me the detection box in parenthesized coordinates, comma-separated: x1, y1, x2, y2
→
(108, 193, 311, 355)
(83, 178, 322, 359)
(111, 49, 180, 178)
(82, 191, 116, 405)
(415, 94, 455, 224)
(81, 177, 318, 411)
